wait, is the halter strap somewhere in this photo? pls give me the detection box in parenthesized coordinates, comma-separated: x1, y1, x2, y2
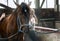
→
(17, 14, 31, 32)
(17, 15, 22, 32)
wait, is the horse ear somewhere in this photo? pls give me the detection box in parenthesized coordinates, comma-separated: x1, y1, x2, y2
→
(13, 0, 20, 7)
(28, 2, 32, 6)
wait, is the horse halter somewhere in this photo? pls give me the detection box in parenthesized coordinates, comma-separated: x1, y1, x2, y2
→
(16, 13, 32, 33)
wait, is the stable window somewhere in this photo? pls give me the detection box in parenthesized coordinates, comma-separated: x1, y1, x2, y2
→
(0, 0, 35, 8)
(40, 0, 54, 8)
(0, 0, 7, 8)
(19, 0, 35, 8)
(47, 0, 54, 8)
(8, 0, 16, 8)
(29, 0, 35, 8)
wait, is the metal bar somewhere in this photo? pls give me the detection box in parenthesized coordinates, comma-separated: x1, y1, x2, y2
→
(16, 0, 19, 4)
(35, 0, 40, 8)
(46, 0, 47, 8)
(24, 0, 25, 2)
(56, 0, 59, 18)
(7, 0, 8, 6)
(57, 0, 59, 18)
(40, 0, 45, 8)
(28, 0, 29, 3)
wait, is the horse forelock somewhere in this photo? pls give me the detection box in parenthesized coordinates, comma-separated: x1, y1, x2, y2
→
(20, 2, 30, 18)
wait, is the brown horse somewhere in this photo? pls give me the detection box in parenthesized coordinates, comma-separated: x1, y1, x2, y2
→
(0, 1, 38, 41)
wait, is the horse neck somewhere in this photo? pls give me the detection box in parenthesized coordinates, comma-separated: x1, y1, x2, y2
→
(6, 13, 16, 22)
(7, 13, 17, 31)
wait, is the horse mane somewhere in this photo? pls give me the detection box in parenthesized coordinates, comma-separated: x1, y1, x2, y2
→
(29, 8, 38, 24)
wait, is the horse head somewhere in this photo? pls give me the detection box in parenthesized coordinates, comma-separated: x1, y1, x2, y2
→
(0, 1, 38, 41)
(13, 1, 32, 33)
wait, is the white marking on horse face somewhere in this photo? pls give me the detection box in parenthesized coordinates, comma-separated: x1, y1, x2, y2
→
(25, 9, 27, 12)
